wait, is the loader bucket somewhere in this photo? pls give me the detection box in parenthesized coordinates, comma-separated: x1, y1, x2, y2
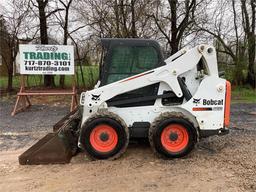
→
(19, 109, 81, 165)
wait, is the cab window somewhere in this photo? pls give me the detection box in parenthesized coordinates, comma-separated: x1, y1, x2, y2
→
(107, 46, 158, 84)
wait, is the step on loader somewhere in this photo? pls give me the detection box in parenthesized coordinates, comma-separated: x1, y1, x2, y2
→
(19, 38, 231, 164)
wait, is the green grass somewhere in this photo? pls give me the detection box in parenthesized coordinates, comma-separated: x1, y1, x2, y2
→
(0, 66, 99, 90)
(232, 86, 256, 103)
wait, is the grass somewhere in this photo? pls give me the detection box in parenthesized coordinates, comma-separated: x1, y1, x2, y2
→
(0, 66, 99, 90)
(232, 86, 256, 103)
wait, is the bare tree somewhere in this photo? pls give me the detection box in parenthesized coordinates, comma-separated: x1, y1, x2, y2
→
(53, 0, 73, 87)
(0, 1, 29, 91)
(76, 0, 158, 38)
(241, 0, 255, 88)
(0, 16, 14, 91)
(197, 0, 255, 87)
(198, 1, 238, 61)
(150, 0, 201, 54)
(29, 0, 64, 87)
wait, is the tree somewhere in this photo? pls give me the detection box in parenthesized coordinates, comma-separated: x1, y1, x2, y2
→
(0, 16, 14, 91)
(29, 0, 63, 87)
(0, 1, 29, 91)
(197, 0, 255, 87)
(54, 0, 73, 88)
(76, 0, 158, 38)
(150, 0, 200, 54)
(241, 0, 255, 88)
(198, 0, 239, 68)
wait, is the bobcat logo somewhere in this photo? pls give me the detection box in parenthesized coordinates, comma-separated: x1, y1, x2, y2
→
(193, 98, 201, 106)
(91, 94, 101, 101)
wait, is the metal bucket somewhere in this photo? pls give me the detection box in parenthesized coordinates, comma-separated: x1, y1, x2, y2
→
(19, 109, 81, 165)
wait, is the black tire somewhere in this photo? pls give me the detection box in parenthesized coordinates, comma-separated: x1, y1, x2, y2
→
(79, 111, 129, 160)
(149, 112, 197, 158)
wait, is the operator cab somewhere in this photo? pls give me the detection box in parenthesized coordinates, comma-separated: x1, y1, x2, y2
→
(98, 38, 192, 108)
(99, 38, 165, 107)
(99, 38, 165, 85)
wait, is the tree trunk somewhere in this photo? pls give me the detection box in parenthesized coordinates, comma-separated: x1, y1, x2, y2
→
(59, 75, 65, 88)
(247, 32, 255, 88)
(7, 71, 13, 91)
(37, 0, 55, 87)
(113, 0, 121, 37)
(59, 0, 73, 88)
(241, 0, 255, 88)
(247, 0, 255, 88)
(170, 0, 179, 54)
(131, 0, 137, 38)
(120, 0, 129, 37)
(6, 51, 13, 92)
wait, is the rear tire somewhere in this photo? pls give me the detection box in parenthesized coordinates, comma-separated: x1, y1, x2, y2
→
(149, 112, 197, 158)
(79, 111, 129, 160)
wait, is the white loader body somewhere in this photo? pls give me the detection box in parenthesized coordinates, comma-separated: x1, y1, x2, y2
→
(80, 44, 229, 133)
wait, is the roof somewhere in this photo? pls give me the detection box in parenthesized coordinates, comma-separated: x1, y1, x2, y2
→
(100, 38, 161, 49)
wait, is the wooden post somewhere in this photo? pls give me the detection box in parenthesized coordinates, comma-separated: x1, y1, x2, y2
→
(11, 75, 31, 116)
(71, 74, 78, 111)
(11, 74, 78, 116)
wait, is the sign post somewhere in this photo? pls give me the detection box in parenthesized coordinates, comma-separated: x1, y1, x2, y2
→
(11, 44, 78, 116)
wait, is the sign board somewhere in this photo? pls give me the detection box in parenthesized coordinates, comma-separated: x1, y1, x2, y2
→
(19, 44, 74, 75)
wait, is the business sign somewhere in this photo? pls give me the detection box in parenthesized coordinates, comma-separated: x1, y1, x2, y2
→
(19, 44, 74, 75)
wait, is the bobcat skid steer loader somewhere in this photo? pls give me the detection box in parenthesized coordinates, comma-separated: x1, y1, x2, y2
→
(19, 38, 231, 164)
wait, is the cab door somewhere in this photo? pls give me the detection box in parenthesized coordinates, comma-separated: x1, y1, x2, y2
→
(100, 42, 164, 107)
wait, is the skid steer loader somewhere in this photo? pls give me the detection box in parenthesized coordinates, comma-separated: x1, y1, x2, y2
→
(19, 38, 231, 164)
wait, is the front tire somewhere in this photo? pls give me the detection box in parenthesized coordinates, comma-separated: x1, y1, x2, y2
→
(149, 112, 197, 158)
(79, 111, 129, 160)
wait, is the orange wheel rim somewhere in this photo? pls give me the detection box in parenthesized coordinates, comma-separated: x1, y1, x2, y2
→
(161, 124, 189, 153)
(90, 124, 118, 153)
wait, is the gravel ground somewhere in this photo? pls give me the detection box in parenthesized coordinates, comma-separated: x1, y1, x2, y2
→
(0, 98, 255, 192)
(0, 99, 68, 150)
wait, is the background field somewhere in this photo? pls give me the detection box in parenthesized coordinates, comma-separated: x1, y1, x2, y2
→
(0, 66, 99, 90)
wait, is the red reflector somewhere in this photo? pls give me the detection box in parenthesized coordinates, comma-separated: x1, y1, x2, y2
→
(224, 81, 231, 126)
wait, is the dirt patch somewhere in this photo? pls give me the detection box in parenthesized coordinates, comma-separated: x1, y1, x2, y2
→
(0, 101, 256, 192)
(0, 144, 244, 192)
